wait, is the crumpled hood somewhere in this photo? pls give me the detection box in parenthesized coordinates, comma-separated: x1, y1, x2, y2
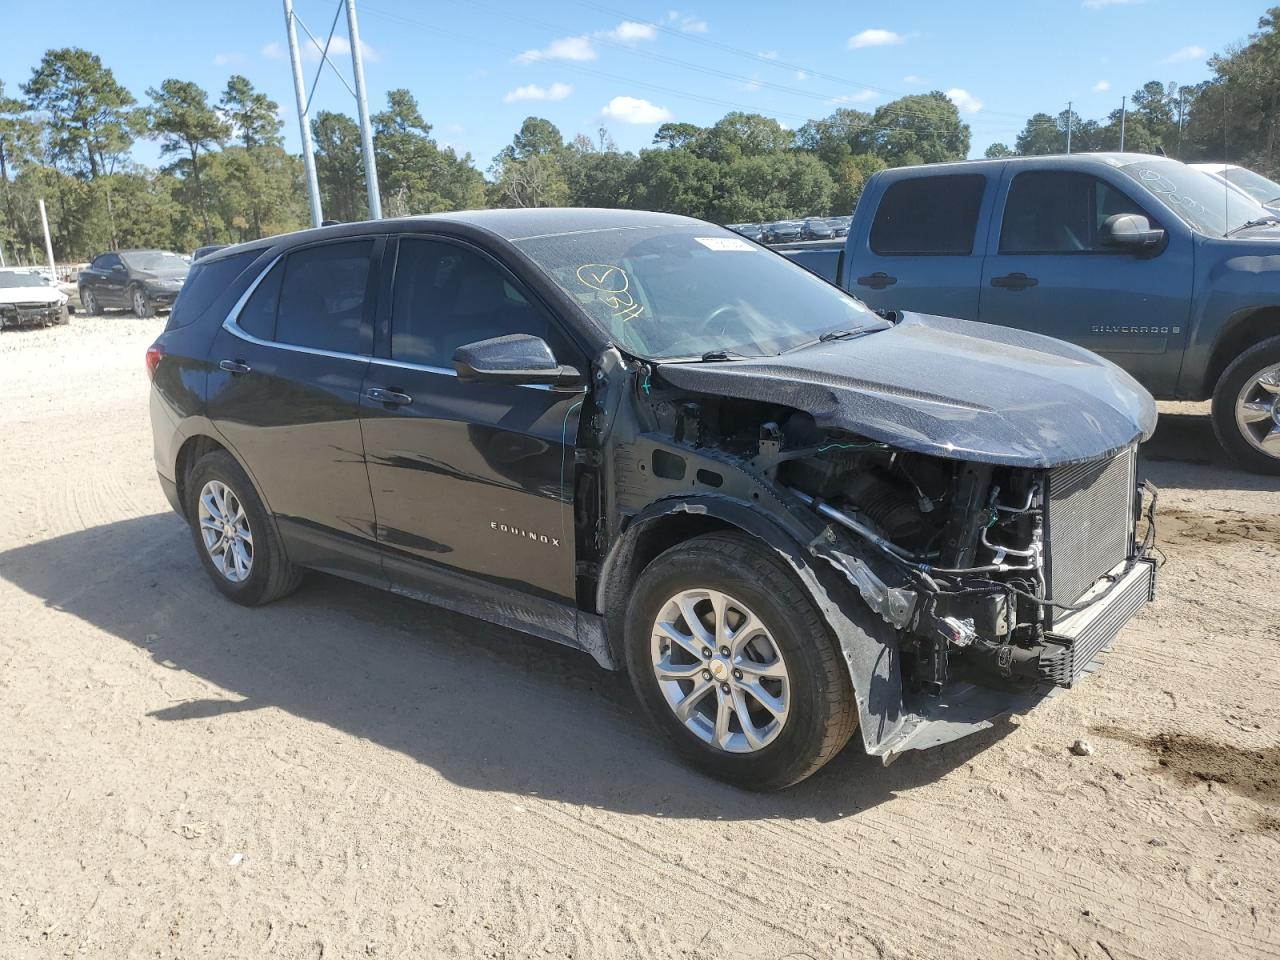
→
(0, 286, 63, 305)
(657, 312, 1157, 468)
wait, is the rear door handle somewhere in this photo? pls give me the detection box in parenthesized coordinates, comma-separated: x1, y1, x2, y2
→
(856, 272, 897, 290)
(218, 359, 251, 374)
(366, 387, 413, 406)
(990, 272, 1039, 290)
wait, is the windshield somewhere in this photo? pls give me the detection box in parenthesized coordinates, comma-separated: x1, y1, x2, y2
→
(121, 250, 188, 272)
(513, 224, 884, 360)
(1118, 159, 1271, 236)
(1222, 166, 1280, 206)
(0, 272, 52, 289)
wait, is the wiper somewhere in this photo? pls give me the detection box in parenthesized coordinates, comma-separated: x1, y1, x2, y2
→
(1224, 215, 1280, 237)
(699, 349, 747, 361)
(818, 329, 862, 342)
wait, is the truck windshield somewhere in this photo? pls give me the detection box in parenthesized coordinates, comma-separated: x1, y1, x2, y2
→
(1118, 159, 1271, 237)
(512, 224, 885, 361)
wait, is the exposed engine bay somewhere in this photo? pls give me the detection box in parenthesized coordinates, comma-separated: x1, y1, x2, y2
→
(596, 378, 1159, 739)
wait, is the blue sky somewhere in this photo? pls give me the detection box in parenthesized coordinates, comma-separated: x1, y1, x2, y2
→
(0, 0, 1266, 172)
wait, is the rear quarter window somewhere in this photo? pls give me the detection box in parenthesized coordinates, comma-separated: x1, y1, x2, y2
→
(165, 251, 259, 331)
(869, 174, 987, 255)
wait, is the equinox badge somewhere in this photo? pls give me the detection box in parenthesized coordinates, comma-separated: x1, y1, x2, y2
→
(490, 521, 561, 547)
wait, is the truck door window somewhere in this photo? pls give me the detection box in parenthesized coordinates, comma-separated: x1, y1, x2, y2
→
(390, 238, 567, 369)
(868, 175, 985, 255)
(1000, 172, 1149, 254)
(273, 239, 374, 355)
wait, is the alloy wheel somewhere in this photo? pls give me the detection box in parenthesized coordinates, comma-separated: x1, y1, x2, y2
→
(650, 588, 790, 753)
(1235, 362, 1280, 459)
(197, 479, 254, 583)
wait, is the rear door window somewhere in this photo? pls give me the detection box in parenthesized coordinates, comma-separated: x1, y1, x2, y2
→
(869, 175, 986, 255)
(273, 240, 374, 355)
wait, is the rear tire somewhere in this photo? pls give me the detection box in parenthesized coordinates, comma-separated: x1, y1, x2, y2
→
(624, 531, 858, 791)
(185, 450, 303, 605)
(1211, 336, 1280, 475)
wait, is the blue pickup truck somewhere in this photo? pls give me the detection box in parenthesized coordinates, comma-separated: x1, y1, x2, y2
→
(782, 153, 1280, 473)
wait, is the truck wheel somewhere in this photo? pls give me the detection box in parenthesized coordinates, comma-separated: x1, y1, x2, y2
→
(131, 285, 155, 318)
(624, 531, 858, 791)
(1211, 336, 1280, 475)
(81, 288, 98, 316)
(186, 450, 303, 605)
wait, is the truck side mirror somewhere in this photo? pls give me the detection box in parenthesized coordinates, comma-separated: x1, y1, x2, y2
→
(1099, 213, 1165, 252)
(453, 334, 582, 388)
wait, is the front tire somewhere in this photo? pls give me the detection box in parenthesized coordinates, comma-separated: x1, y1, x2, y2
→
(624, 531, 858, 791)
(1211, 336, 1280, 475)
(131, 285, 155, 318)
(81, 287, 98, 316)
(185, 450, 303, 605)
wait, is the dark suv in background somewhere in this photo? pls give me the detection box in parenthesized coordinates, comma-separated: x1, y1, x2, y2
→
(148, 210, 1157, 790)
(79, 249, 188, 317)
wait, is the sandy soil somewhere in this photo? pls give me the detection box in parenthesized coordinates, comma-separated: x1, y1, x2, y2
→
(1, 314, 1278, 960)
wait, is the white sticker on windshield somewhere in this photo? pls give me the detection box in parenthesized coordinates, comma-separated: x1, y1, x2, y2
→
(695, 236, 755, 251)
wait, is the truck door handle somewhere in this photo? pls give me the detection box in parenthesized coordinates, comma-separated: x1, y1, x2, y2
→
(218, 359, 252, 375)
(366, 387, 413, 407)
(856, 272, 897, 290)
(990, 272, 1039, 290)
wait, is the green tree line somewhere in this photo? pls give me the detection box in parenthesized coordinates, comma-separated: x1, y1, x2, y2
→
(1, 8, 1276, 262)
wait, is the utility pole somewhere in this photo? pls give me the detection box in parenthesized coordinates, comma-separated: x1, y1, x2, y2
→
(283, 0, 324, 228)
(1119, 95, 1127, 151)
(37, 198, 56, 282)
(1176, 88, 1186, 158)
(1066, 101, 1073, 154)
(345, 0, 382, 220)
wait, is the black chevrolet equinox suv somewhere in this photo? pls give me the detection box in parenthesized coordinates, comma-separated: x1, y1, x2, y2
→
(149, 209, 1158, 789)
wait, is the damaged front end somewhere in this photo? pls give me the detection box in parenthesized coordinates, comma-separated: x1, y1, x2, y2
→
(595, 345, 1158, 762)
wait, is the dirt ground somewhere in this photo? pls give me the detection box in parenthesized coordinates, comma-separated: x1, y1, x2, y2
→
(1, 314, 1278, 960)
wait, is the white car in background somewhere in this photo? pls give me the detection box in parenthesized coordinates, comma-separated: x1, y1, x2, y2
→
(0, 267, 71, 330)
(1190, 163, 1280, 213)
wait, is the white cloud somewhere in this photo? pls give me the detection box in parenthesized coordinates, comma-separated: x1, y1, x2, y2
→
(213, 52, 245, 66)
(1160, 44, 1206, 64)
(600, 95, 672, 124)
(739, 73, 763, 92)
(902, 74, 925, 85)
(848, 29, 903, 49)
(830, 90, 878, 105)
(503, 82, 573, 103)
(1082, 0, 1144, 8)
(1092, 80, 1111, 93)
(666, 11, 708, 33)
(607, 21, 656, 42)
(260, 42, 285, 60)
(517, 34, 597, 63)
(758, 50, 779, 60)
(794, 70, 808, 81)
(946, 88, 984, 114)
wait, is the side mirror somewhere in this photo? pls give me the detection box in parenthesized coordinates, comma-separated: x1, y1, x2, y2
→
(111, 263, 126, 273)
(453, 334, 582, 388)
(1100, 213, 1165, 252)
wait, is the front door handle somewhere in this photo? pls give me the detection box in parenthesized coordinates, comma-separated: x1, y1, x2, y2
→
(366, 387, 413, 406)
(856, 272, 897, 290)
(990, 272, 1039, 290)
(219, 359, 251, 374)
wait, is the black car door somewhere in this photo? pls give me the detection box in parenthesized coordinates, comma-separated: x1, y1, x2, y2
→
(359, 235, 586, 609)
(205, 236, 386, 586)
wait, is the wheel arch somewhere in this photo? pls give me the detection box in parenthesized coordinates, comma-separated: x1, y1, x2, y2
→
(595, 494, 909, 757)
(1207, 306, 1280, 393)
(174, 433, 269, 517)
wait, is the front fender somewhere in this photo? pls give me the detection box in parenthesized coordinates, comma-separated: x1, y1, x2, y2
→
(597, 493, 911, 757)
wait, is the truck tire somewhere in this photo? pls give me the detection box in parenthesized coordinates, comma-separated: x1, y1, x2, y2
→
(186, 450, 303, 605)
(624, 531, 858, 791)
(1211, 336, 1280, 475)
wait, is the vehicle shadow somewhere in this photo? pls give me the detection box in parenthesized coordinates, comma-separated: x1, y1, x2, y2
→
(0, 513, 1006, 823)
(1140, 410, 1278, 493)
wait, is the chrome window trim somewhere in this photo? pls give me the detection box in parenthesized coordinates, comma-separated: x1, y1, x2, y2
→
(221, 253, 371, 364)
